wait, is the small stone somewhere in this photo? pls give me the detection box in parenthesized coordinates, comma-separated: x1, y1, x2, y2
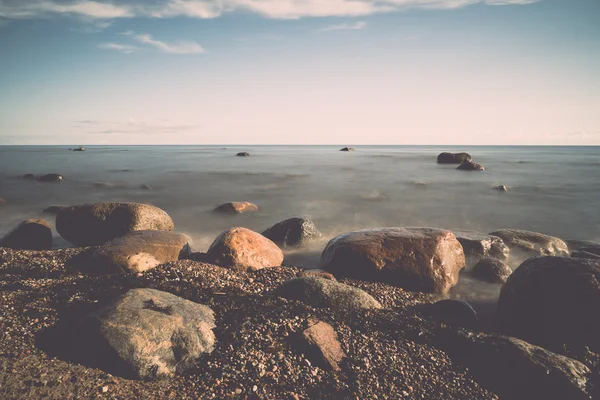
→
(101, 386, 109, 393)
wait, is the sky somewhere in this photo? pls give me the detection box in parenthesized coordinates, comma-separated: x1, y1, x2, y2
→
(0, 0, 599, 145)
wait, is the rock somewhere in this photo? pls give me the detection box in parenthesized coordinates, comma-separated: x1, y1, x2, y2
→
(37, 173, 63, 182)
(56, 202, 175, 246)
(489, 229, 569, 258)
(339, 147, 355, 152)
(437, 152, 472, 164)
(236, 152, 250, 157)
(320, 228, 465, 293)
(456, 161, 485, 171)
(140, 184, 152, 190)
(0, 219, 53, 250)
(214, 202, 258, 214)
(494, 185, 508, 191)
(436, 328, 592, 400)
(571, 251, 600, 260)
(205, 227, 283, 271)
(295, 319, 346, 371)
(275, 276, 381, 313)
(472, 257, 512, 284)
(22, 174, 35, 180)
(498, 256, 600, 354)
(298, 270, 336, 281)
(419, 300, 479, 329)
(42, 205, 66, 214)
(578, 245, 600, 257)
(566, 240, 600, 252)
(262, 217, 321, 247)
(73, 288, 215, 380)
(452, 230, 509, 264)
(91, 231, 192, 273)
(73, 146, 85, 151)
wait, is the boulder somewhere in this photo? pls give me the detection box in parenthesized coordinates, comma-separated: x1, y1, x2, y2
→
(419, 300, 479, 330)
(489, 229, 569, 258)
(472, 257, 512, 284)
(436, 328, 592, 400)
(91, 231, 192, 273)
(339, 147, 355, 152)
(437, 152, 472, 164)
(274, 276, 382, 313)
(453, 230, 509, 264)
(498, 256, 600, 354)
(298, 270, 336, 281)
(73, 288, 215, 380)
(56, 202, 174, 246)
(571, 251, 600, 260)
(43, 205, 66, 214)
(262, 217, 321, 247)
(295, 319, 346, 371)
(205, 227, 283, 271)
(214, 202, 258, 214)
(38, 173, 63, 182)
(236, 152, 250, 157)
(0, 219, 53, 250)
(457, 161, 485, 171)
(22, 174, 35, 180)
(320, 228, 465, 293)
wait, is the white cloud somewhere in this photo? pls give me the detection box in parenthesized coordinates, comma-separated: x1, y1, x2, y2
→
(320, 20, 367, 32)
(127, 32, 205, 54)
(98, 42, 139, 53)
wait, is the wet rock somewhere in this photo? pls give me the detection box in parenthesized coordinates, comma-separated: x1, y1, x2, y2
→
(214, 202, 258, 214)
(453, 230, 509, 264)
(42, 205, 66, 214)
(437, 152, 472, 164)
(0, 219, 52, 250)
(472, 257, 512, 284)
(566, 240, 600, 252)
(571, 251, 600, 260)
(73, 288, 215, 380)
(73, 146, 85, 151)
(457, 161, 485, 171)
(91, 231, 192, 273)
(498, 256, 600, 354)
(262, 217, 321, 247)
(339, 147, 355, 152)
(419, 300, 479, 330)
(295, 319, 346, 371)
(205, 227, 283, 271)
(37, 173, 63, 182)
(321, 228, 465, 293)
(56, 202, 174, 246)
(22, 174, 35, 180)
(236, 152, 250, 157)
(274, 276, 382, 313)
(489, 229, 569, 258)
(494, 185, 508, 191)
(298, 270, 336, 281)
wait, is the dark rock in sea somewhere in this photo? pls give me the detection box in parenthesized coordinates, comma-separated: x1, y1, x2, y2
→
(435, 328, 592, 400)
(339, 147, 355, 152)
(494, 185, 508, 191)
(140, 184, 152, 190)
(457, 161, 485, 171)
(236, 152, 250, 157)
(419, 300, 479, 330)
(453, 230, 510, 264)
(22, 174, 35, 180)
(472, 257, 512, 284)
(489, 229, 569, 258)
(274, 276, 381, 313)
(206, 227, 283, 271)
(73, 146, 85, 152)
(298, 270, 336, 281)
(73, 288, 215, 380)
(571, 250, 600, 260)
(294, 319, 346, 371)
(437, 152, 472, 164)
(91, 231, 192, 274)
(0, 219, 53, 250)
(37, 173, 63, 182)
(43, 205, 66, 214)
(566, 239, 600, 252)
(498, 256, 600, 354)
(56, 202, 174, 246)
(262, 217, 321, 247)
(578, 245, 600, 257)
(214, 202, 258, 214)
(321, 228, 465, 293)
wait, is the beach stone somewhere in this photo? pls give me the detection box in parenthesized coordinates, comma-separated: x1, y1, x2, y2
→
(91, 230, 192, 273)
(296, 319, 346, 371)
(205, 227, 283, 271)
(321, 228, 465, 293)
(298, 270, 336, 281)
(274, 276, 382, 313)
(571, 251, 600, 260)
(43, 205, 66, 214)
(262, 217, 321, 247)
(419, 300, 479, 330)
(457, 161, 485, 171)
(236, 152, 250, 157)
(437, 152, 472, 164)
(56, 202, 175, 246)
(73, 288, 215, 380)
(37, 173, 63, 182)
(22, 174, 35, 180)
(498, 256, 600, 354)
(453, 230, 509, 264)
(339, 147, 355, 152)
(489, 229, 569, 258)
(214, 202, 258, 214)
(436, 328, 592, 400)
(472, 257, 512, 284)
(0, 219, 52, 250)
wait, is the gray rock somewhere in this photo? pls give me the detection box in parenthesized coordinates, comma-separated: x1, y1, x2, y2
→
(38, 173, 63, 182)
(0, 219, 52, 250)
(262, 217, 321, 247)
(437, 152, 472, 164)
(0, 198, 5, 206)
(419, 300, 479, 330)
(494, 185, 508, 191)
(453, 230, 509, 264)
(22, 174, 35, 180)
(472, 257, 512, 284)
(490, 229, 569, 258)
(340, 147, 355, 152)
(457, 161, 485, 171)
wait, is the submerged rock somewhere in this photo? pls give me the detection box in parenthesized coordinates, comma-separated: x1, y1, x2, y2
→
(22, 174, 35, 180)
(437, 152, 472, 164)
(0, 219, 52, 250)
(295, 319, 346, 371)
(457, 161, 485, 171)
(453, 230, 510, 264)
(419, 300, 479, 330)
(472, 257, 512, 284)
(37, 173, 63, 182)
(236, 152, 250, 157)
(214, 202, 258, 214)
(262, 217, 321, 247)
(489, 229, 569, 258)
(43, 205, 66, 214)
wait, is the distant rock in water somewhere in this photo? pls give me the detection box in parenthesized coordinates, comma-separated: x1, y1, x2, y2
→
(43, 205, 66, 214)
(419, 300, 479, 329)
(471, 257, 512, 284)
(339, 147, 355, 152)
(0, 198, 6, 207)
(0, 219, 52, 250)
(494, 185, 508, 191)
(437, 152, 472, 164)
(236, 152, 250, 157)
(457, 161, 485, 171)
(140, 184, 152, 190)
(489, 229, 569, 258)
(22, 174, 35, 180)
(72, 146, 85, 152)
(37, 173, 63, 182)
(262, 217, 321, 247)
(214, 202, 258, 214)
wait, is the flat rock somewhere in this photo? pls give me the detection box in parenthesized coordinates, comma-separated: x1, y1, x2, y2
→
(214, 202, 258, 214)
(457, 161, 485, 171)
(437, 152, 472, 164)
(296, 319, 346, 371)
(472, 257, 512, 284)
(22, 174, 35, 180)
(0, 219, 52, 250)
(419, 300, 479, 330)
(494, 185, 508, 191)
(453, 230, 509, 264)
(489, 229, 569, 258)
(262, 217, 321, 247)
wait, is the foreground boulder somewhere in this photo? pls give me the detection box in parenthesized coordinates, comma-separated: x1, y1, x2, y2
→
(56, 202, 174, 246)
(472, 257, 512, 284)
(73, 288, 215, 380)
(457, 161, 485, 171)
(262, 217, 321, 247)
(489, 229, 569, 258)
(321, 228, 465, 293)
(274, 276, 381, 313)
(38, 173, 63, 182)
(205, 227, 283, 271)
(498, 256, 600, 354)
(0, 219, 53, 250)
(214, 202, 258, 214)
(436, 328, 592, 400)
(419, 300, 479, 330)
(294, 319, 346, 371)
(437, 152, 472, 164)
(91, 231, 192, 273)
(453, 230, 509, 264)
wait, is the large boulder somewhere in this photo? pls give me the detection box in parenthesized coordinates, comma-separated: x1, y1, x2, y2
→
(56, 202, 174, 246)
(262, 217, 321, 247)
(472, 257, 512, 284)
(274, 276, 382, 313)
(73, 288, 215, 380)
(295, 319, 346, 371)
(457, 161, 485, 171)
(91, 231, 192, 273)
(214, 202, 258, 214)
(205, 227, 283, 271)
(320, 228, 465, 293)
(436, 328, 592, 400)
(489, 229, 569, 258)
(453, 230, 509, 264)
(0, 219, 53, 250)
(37, 173, 63, 182)
(498, 256, 600, 354)
(437, 152, 472, 164)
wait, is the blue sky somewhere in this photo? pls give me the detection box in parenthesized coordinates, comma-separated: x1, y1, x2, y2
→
(0, 0, 599, 145)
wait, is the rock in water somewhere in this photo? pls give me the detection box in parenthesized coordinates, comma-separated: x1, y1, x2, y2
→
(43, 205, 66, 214)
(457, 161, 485, 171)
(489, 229, 569, 258)
(453, 230, 509, 264)
(37, 173, 64, 182)
(419, 300, 479, 330)
(339, 147, 355, 152)
(262, 217, 321, 247)
(566, 240, 600, 252)
(73, 288, 215, 380)
(0, 219, 53, 250)
(320, 228, 465, 293)
(214, 202, 258, 214)
(571, 251, 600, 260)
(206, 227, 283, 271)
(73, 146, 85, 151)
(436, 328, 592, 400)
(56, 202, 175, 246)
(498, 256, 600, 354)
(472, 257, 512, 284)
(91, 231, 192, 273)
(274, 276, 382, 313)
(236, 152, 250, 157)
(22, 174, 35, 180)
(296, 319, 346, 371)
(494, 185, 508, 191)
(437, 152, 472, 164)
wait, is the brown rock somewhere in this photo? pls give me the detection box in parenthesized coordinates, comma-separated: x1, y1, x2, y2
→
(490, 229, 569, 258)
(214, 202, 258, 214)
(298, 270, 336, 281)
(0, 219, 52, 250)
(297, 319, 346, 371)
(453, 230, 509, 264)
(471, 257, 512, 284)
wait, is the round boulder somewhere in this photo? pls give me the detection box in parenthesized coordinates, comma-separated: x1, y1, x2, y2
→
(437, 152, 472, 164)
(37, 173, 63, 182)
(262, 217, 321, 247)
(472, 257, 512, 284)
(457, 161, 485, 171)
(0, 219, 53, 250)
(214, 202, 258, 214)
(489, 229, 569, 258)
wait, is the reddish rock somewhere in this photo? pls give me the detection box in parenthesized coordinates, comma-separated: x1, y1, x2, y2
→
(298, 319, 346, 371)
(214, 202, 258, 214)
